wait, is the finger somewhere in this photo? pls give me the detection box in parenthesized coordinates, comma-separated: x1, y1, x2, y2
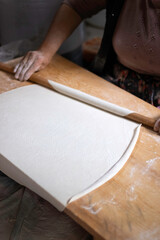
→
(13, 63, 20, 73)
(23, 61, 41, 81)
(19, 56, 36, 81)
(154, 119, 160, 132)
(15, 54, 31, 80)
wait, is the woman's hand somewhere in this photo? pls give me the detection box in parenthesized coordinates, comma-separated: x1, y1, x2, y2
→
(14, 50, 52, 81)
(13, 4, 82, 82)
(154, 118, 160, 134)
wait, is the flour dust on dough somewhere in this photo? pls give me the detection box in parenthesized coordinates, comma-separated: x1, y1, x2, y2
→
(0, 85, 140, 211)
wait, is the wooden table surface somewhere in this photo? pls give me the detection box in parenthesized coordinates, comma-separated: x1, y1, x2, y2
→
(0, 55, 160, 240)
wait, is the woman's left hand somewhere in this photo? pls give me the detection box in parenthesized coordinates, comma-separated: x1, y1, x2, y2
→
(154, 118, 160, 134)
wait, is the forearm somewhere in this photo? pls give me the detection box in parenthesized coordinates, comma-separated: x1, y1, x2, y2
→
(39, 4, 82, 58)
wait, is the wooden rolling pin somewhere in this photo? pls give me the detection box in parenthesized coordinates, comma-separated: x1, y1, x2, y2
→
(0, 61, 156, 128)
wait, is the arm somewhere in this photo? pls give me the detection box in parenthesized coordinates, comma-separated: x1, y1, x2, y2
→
(14, 4, 82, 81)
(14, 0, 106, 81)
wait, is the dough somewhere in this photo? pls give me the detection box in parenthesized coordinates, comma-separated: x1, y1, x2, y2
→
(48, 80, 134, 117)
(0, 85, 140, 211)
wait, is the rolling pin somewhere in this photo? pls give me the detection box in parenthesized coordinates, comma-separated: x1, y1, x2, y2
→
(0, 61, 156, 128)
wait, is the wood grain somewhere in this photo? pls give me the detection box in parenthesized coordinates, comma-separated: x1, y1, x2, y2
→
(66, 127, 160, 239)
(1, 55, 160, 240)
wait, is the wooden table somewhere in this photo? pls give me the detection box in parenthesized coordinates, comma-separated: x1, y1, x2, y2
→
(0, 55, 160, 240)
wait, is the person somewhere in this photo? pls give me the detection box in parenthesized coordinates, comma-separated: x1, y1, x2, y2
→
(14, 0, 160, 133)
(0, 0, 84, 64)
(0, 1, 92, 240)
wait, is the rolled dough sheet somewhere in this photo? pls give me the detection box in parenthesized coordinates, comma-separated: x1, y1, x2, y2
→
(0, 85, 140, 211)
(48, 80, 134, 117)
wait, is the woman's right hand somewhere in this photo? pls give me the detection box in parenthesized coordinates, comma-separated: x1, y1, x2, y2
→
(14, 4, 82, 82)
(14, 50, 52, 81)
